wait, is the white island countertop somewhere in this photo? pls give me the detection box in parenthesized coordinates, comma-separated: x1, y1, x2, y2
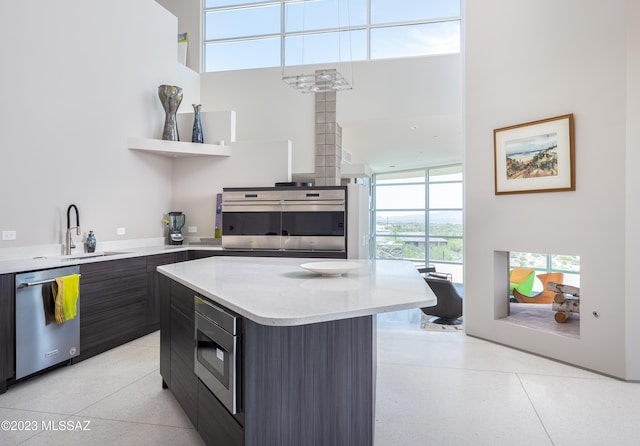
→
(157, 256, 436, 326)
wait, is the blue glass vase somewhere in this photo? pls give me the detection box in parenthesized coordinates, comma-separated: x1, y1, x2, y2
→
(192, 104, 203, 143)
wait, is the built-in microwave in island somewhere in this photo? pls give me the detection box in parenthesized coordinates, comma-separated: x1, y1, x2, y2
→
(194, 295, 242, 416)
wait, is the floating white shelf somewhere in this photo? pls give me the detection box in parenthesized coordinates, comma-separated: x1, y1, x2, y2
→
(127, 137, 231, 158)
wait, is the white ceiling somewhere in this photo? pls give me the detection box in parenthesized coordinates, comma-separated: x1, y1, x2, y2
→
(336, 54, 462, 173)
(341, 113, 462, 172)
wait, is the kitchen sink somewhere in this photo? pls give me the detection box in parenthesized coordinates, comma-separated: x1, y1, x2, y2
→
(60, 251, 131, 260)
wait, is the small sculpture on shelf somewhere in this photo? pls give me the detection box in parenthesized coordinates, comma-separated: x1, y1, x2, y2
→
(192, 103, 203, 143)
(158, 84, 183, 141)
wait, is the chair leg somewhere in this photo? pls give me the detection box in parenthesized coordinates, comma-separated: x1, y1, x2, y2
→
(431, 316, 463, 325)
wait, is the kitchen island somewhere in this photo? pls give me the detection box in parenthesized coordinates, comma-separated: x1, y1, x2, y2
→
(157, 256, 436, 446)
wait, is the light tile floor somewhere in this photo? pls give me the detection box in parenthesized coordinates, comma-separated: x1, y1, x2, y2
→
(1, 311, 640, 445)
(0, 332, 203, 446)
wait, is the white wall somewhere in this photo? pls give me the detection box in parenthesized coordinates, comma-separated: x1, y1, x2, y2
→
(171, 140, 291, 238)
(155, 0, 201, 72)
(465, 0, 634, 378)
(200, 68, 317, 174)
(624, 0, 640, 378)
(0, 1, 188, 252)
(200, 56, 462, 175)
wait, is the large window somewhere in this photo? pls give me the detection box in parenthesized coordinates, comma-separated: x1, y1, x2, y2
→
(510, 251, 581, 289)
(373, 165, 463, 282)
(203, 0, 461, 72)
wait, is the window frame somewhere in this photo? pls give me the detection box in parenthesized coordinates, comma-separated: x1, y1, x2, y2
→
(509, 252, 581, 276)
(203, 0, 461, 72)
(372, 164, 463, 281)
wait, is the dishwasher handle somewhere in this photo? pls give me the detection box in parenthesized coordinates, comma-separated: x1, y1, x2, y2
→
(18, 274, 82, 289)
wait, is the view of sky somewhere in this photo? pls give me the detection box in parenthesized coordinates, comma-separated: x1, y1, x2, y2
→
(506, 132, 558, 156)
(203, 0, 461, 72)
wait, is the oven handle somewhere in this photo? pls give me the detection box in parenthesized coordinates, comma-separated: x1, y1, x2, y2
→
(195, 304, 236, 352)
(282, 200, 344, 205)
(195, 295, 230, 317)
(282, 202, 345, 212)
(222, 200, 281, 205)
(195, 312, 235, 352)
(195, 296, 239, 335)
(222, 202, 282, 213)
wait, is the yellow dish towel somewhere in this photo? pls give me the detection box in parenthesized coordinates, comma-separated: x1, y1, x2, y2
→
(52, 274, 80, 324)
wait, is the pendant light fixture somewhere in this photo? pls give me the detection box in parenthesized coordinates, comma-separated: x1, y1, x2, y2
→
(282, 0, 354, 93)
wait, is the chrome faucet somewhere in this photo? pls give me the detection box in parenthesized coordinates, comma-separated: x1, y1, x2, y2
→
(65, 204, 80, 255)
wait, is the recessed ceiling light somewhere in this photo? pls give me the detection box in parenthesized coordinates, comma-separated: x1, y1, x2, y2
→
(409, 125, 418, 130)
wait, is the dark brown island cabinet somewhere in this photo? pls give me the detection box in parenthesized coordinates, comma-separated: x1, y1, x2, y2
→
(158, 275, 376, 446)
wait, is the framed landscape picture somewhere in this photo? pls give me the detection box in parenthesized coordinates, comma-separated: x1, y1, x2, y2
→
(494, 114, 575, 195)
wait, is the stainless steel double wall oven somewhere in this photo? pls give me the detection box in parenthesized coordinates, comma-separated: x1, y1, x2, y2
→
(221, 186, 346, 254)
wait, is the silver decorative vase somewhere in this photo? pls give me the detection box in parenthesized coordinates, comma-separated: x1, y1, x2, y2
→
(158, 85, 183, 141)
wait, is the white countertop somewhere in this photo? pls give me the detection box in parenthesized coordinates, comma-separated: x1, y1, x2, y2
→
(157, 256, 436, 326)
(0, 244, 222, 275)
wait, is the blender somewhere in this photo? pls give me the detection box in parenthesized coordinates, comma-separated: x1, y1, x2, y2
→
(166, 211, 186, 245)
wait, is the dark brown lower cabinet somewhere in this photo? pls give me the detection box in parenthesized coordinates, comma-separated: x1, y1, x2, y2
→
(159, 273, 172, 389)
(0, 274, 14, 394)
(78, 257, 149, 361)
(147, 251, 188, 329)
(170, 342, 198, 426)
(162, 279, 199, 427)
(80, 299, 148, 357)
(198, 380, 243, 446)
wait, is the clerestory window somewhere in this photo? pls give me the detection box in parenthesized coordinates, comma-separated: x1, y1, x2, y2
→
(203, 0, 461, 72)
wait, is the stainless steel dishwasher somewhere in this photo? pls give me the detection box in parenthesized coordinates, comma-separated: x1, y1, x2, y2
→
(15, 266, 81, 379)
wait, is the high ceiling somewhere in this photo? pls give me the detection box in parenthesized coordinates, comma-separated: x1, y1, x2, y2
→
(341, 113, 462, 172)
(336, 55, 462, 173)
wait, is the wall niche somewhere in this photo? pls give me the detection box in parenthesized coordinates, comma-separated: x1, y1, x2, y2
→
(494, 250, 580, 339)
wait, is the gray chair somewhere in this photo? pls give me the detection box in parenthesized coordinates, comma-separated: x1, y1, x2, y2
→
(421, 276, 463, 325)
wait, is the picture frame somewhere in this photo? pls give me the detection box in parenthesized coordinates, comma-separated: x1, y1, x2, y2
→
(494, 114, 575, 195)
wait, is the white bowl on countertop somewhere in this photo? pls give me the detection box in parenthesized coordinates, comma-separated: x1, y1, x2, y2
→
(299, 261, 363, 277)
